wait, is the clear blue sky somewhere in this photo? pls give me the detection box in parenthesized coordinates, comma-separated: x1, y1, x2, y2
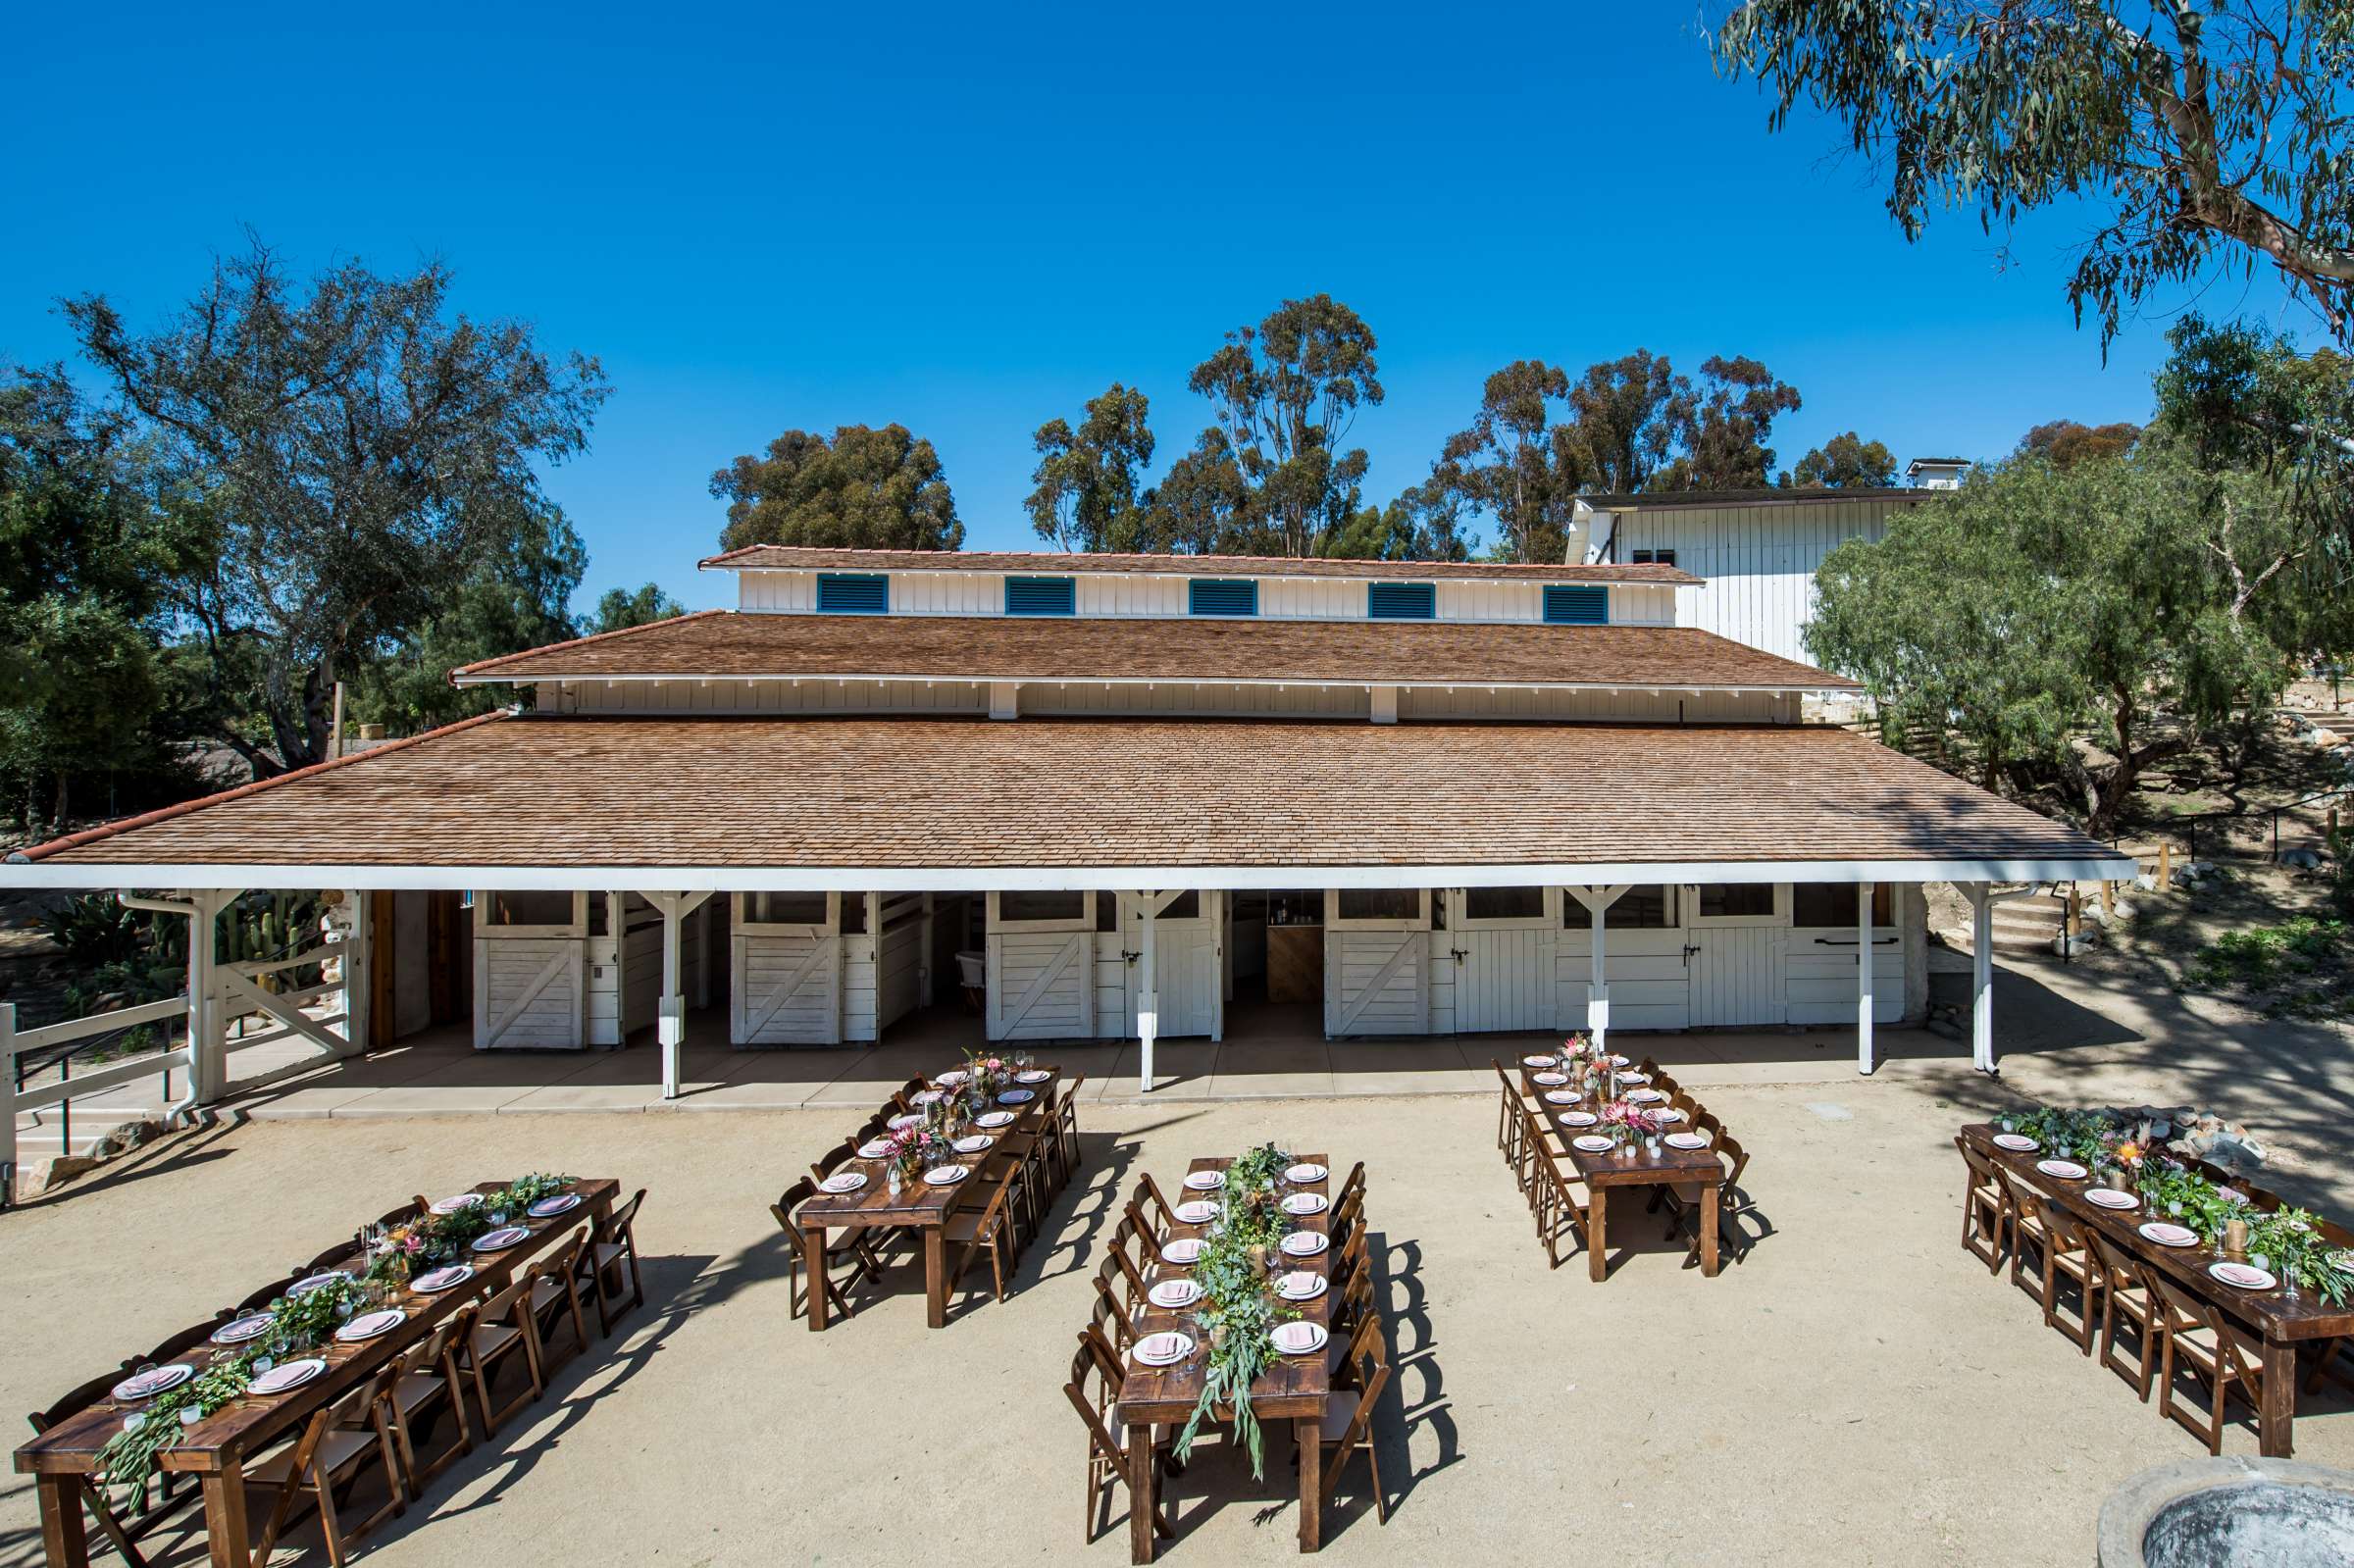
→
(2, 2, 2295, 614)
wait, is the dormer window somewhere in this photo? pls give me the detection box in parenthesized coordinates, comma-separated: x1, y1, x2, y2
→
(1543, 584, 1609, 625)
(816, 572, 889, 614)
(1004, 575, 1076, 616)
(1188, 579, 1258, 617)
(1366, 581, 1436, 620)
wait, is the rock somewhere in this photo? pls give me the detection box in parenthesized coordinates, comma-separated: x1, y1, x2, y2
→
(16, 1154, 100, 1199)
(2054, 931, 2100, 956)
(2134, 873, 2160, 891)
(2281, 846, 2328, 872)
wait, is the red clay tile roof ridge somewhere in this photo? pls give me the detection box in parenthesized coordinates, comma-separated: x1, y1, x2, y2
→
(446, 607, 731, 683)
(8, 707, 516, 864)
(695, 542, 1701, 583)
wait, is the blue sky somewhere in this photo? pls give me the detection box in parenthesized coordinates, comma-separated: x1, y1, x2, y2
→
(1, 2, 2302, 613)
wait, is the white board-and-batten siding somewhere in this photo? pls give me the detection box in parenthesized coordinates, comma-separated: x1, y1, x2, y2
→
(1603, 498, 1910, 664)
(733, 569, 1675, 626)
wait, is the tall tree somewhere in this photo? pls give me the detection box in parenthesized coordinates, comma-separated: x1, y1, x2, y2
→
(711, 424, 960, 553)
(589, 582, 685, 632)
(1187, 294, 1384, 555)
(1430, 360, 1581, 562)
(1714, 2, 2354, 346)
(65, 236, 609, 775)
(1786, 430, 1898, 487)
(1656, 355, 1802, 489)
(1809, 449, 2308, 836)
(1556, 350, 1690, 493)
(1136, 429, 1257, 554)
(2020, 420, 2142, 468)
(1321, 481, 1476, 562)
(1025, 382, 1155, 552)
(0, 368, 201, 834)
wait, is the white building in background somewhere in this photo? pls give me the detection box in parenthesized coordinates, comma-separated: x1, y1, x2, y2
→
(1566, 460, 1970, 667)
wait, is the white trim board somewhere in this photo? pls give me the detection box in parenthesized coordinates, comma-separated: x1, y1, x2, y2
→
(0, 855, 2132, 893)
(460, 671, 1850, 696)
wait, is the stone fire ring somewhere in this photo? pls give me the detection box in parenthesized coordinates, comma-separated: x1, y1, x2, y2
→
(2099, 1457, 2354, 1568)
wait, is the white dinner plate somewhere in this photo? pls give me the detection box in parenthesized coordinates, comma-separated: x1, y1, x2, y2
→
(527, 1192, 581, 1218)
(1183, 1170, 1226, 1191)
(212, 1314, 275, 1346)
(1280, 1192, 1328, 1216)
(975, 1111, 1016, 1129)
(429, 1193, 485, 1215)
(2209, 1261, 2278, 1291)
(1279, 1231, 1330, 1257)
(334, 1308, 406, 1343)
(249, 1358, 327, 1396)
(887, 1113, 922, 1130)
(1285, 1163, 1327, 1185)
(1276, 1271, 1327, 1301)
(1992, 1133, 2038, 1152)
(410, 1264, 475, 1293)
(471, 1226, 531, 1253)
(1149, 1279, 1203, 1310)
(1016, 1069, 1052, 1084)
(2033, 1159, 2088, 1180)
(997, 1088, 1036, 1104)
(112, 1364, 192, 1401)
(952, 1134, 994, 1154)
(1664, 1132, 1711, 1150)
(1160, 1239, 1206, 1265)
(1543, 1089, 1579, 1105)
(1134, 1332, 1196, 1367)
(1272, 1321, 1329, 1356)
(1531, 1071, 1568, 1087)
(923, 1165, 969, 1186)
(1521, 1054, 1555, 1067)
(1174, 1200, 1220, 1225)
(1559, 1111, 1599, 1128)
(1654, 1109, 1686, 1124)
(858, 1138, 896, 1159)
(2085, 1189, 2140, 1211)
(820, 1171, 868, 1194)
(2139, 1221, 2199, 1248)
(910, 1089, 946, 1106)
(1618, 1072, 1652, 1086)
(1625, 1088, 1665, 1105)
(1572, 1135, 1614, 1153)
(936, 1070, 970, 1086)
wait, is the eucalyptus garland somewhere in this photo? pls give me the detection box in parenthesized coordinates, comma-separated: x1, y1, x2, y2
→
(1174, 1142, 1302, 1479)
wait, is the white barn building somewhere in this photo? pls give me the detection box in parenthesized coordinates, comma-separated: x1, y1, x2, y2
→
(1, 541, 2118, 1116)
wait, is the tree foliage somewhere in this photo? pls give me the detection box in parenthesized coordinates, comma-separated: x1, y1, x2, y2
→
(1321, 481, 1475, 562)
(1544, 350, 1802, 497)
(2020, 419, 2143, 467)
(1185, 294, 1383, 556)
(1786, 430, 1898, 487)
(1429, 360, 1583, 562)
(589, 582, 685, 633)
(1654, 355, 1803, 489)
(711, 424, 961, 553)
(65, 236, 609, 775)
(1714, 2, 2354, 346)
(1026, 382, 1155, 552)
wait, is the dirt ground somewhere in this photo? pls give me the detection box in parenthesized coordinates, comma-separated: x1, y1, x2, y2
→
(7, 1000, 2354, 1568)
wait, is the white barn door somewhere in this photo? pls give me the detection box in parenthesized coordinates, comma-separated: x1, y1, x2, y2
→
(1122, 891, 1222, 1040)
(731, 892, 844, 1045)
(1450, 887, 1558, 1034)
(1684, 884, 1788, 1027)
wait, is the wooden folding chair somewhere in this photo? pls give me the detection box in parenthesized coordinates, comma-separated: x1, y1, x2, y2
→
(1103, 1225, 1155, 1312)
(527, 1228, 594, 1375)
(1521, 1109, 1589, 1268)
(1065, 1340, 1175, 1544)
(459, 1271, 547, 1437)
(772, 1179, 878, 1322)
(373, 1200, 424, 1231)
(1956, 1137, 2011, 1273)
(583, 1188, 648, 1335)
(2084, 1229, 2156, 1401)
(1053, 1072, 1087, 1184)
(1092, 1268, 1141, 1353)
(810, 1138, 860, 1182)
(1309, 1312, 1391, 1527)
(945, 1169, 1021, 1303)
(889, 1075, 928, 1112)
(2148, 1272, 2266, 1455)
(2032, 1201, 2102, 1352)
(384, 1304, 476, 1498)
(27, 1373, 171, 1567)
(1132, 1174, 1183, 1240)
(302, 1240, 355, 1273)
(249, 1368, 405, 1567)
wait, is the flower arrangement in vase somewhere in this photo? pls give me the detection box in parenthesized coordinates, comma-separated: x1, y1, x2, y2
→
(961, 1052, 1010, 1103)
(884, 1122, 951, 1180)
(1598, 1098, 1662, 1151)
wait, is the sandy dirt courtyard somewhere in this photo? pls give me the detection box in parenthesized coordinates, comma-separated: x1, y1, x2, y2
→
(8, 1035, 2353, 1568)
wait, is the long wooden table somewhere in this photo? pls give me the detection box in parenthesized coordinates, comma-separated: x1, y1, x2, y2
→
(1117, 1153, 1339, 1562)
(795, 1067, 1061, 1331)
(15, 1177, 617, 1568)
(1963, 1124, 2354, 1457)
(1521, 1064, 1721, 1280)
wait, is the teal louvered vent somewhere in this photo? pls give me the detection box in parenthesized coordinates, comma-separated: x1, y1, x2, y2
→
(1188, 578, 1258, 617)
(1004, 575, 1076, 616)
(1543, 584, 1609, 625)
(816, 572, 889, 614)
(1366, 581, 1436, 620)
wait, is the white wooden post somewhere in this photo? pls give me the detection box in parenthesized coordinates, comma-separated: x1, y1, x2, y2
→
(1856, 881, 1876, 1075)
(1138, 893, 1158, 1093)
(649, 890, 714, 1100)
(332, 890, 371, 1055)
(1, 1003, 17, 1201)
(1969, 883, 1996, 1074)
(1570, 885, 1629, 1052)
(188, 889, 237, 1106)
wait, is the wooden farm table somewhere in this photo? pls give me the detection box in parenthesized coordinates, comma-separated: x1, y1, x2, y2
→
(1522, 1065, 1720, 1281)
(1962, 1124, 2354, 1458)
(1118, 1153, 1339, 1563)
(795, 1067, 1061, 1332)
(15, 1177, 617, 1568)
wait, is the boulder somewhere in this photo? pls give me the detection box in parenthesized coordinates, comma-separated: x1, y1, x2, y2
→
(2280, 846, 2328, 873)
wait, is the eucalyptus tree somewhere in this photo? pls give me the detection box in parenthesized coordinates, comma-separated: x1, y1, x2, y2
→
(712, 424, 961, 553)
(1430, 360, 1583, 562)
(1787, 430, 1899, 487)
(1713, 1, 2354, 347)
(1025, 382, 1156, 552)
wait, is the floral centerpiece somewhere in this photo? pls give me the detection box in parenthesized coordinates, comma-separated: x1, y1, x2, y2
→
(1598, 1098, 1662, 1148)
(363, 1172, 575, 1286)
(960, 1052, 1010, 1103)
(1174, 1141, 1302, 1479)
(884, 1122, 952, 1180)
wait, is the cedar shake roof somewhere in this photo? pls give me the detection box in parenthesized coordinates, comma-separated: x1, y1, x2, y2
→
(449, 612, 1859, 691)
(16, 713, 2123, 874)
(698, 544, 1700, 585)
(1574, 487, 1929, 510)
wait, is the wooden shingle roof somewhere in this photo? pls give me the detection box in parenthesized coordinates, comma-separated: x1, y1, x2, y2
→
(13, 713, 2124, 880)
(699, 544, 1699, 585)
(449, 612, 1858, 691)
